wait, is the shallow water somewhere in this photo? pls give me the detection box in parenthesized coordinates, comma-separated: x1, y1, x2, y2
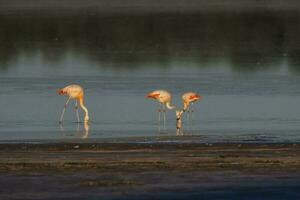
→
(1, 7, 300, 142)
(1, 66, 300, 142)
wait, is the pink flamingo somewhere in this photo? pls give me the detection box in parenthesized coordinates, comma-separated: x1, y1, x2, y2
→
(182, 92, 202, 112)
(176, 92, 202, 135)
(146, 90, 175, 130)
(58, 84, 89, 123)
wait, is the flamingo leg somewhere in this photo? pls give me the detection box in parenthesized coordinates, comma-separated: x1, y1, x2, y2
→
(190, 103, 194, 132)
(163, 104, 166, 132)
(76, 120, 80, 135)
(59, 97, 71, 124)
(158, 103, 162, 133)
(59, 122, 66, 137)
(186, 106, 190, 133)
(75, 100, 80, 123)
(82, 120, 89, 139)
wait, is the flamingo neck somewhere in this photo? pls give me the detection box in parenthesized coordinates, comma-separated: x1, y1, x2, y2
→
(183, 102, 189, 111)
(79, 97, 89, 122)
(166, 101, 175, 110)
(176, 110, 184, 135)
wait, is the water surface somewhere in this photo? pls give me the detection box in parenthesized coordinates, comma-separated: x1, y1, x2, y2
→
(1, 7, 300, 142)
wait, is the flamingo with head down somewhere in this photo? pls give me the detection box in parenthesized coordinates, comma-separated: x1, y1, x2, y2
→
(146, 90, 175, 131)
(58, 84, 89, 124)
(182, 92, 202, 112)
(176, 92, 202, 135)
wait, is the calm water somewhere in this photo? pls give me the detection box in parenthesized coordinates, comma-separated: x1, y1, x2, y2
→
(1, 7, 300, 142)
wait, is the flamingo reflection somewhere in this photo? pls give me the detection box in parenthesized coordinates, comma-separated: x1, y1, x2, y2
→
(60, 120, 90, 139)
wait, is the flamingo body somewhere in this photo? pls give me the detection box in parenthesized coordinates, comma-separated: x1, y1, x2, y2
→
(146, 90, 175, 132)
(146, 90, 174, 109)
(182, 92, 202, 111)
(176, 92, 202, 135)
(58, 84, 84, 99)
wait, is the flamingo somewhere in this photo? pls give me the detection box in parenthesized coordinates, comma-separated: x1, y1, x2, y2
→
(182, 92, 202, 112)
(176, 92, 202, 135)
(58, 84, 89, 124)
(146, 90, 175, 131)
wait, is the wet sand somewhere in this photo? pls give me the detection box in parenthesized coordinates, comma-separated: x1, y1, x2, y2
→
(0, 141, 300, 199)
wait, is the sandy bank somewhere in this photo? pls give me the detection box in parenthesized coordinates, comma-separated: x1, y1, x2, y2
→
(0, 142, 299, 172)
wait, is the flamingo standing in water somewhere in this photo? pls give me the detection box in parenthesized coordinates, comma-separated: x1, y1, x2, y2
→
(176, 92, 202, 135)
(58, 84, 89, 123)
(182, 92, 202, 113)
(146, 90, 175, 131)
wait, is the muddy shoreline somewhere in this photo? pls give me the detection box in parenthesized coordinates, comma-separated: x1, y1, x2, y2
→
(1, 142, 300, 199)
(0, 142, 299, 171)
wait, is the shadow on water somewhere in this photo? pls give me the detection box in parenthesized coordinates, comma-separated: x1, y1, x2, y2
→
(1, 8, 300, 72)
